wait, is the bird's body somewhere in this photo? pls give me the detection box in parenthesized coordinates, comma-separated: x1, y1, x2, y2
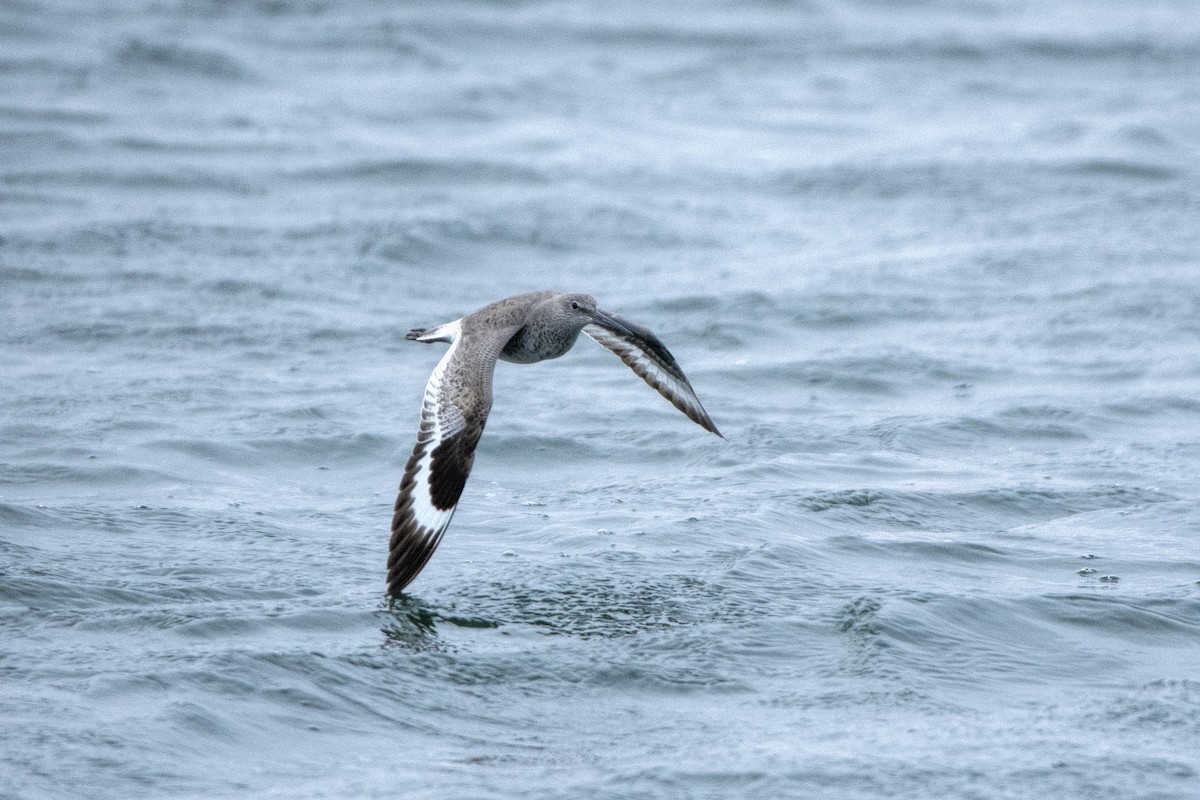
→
(387, 290, 720, 595)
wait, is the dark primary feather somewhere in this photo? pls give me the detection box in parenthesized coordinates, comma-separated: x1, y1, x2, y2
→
(387, 424, 443, 594)
(428, 427, 482, 511)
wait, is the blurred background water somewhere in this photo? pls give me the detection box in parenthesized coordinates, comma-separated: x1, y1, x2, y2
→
(3, 1, 1200, 798)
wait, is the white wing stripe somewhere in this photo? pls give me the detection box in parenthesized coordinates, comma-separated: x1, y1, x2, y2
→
(409, 334, 460, 536)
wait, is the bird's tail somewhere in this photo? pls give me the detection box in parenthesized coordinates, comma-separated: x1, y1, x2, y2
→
(406, 319, 461, 344)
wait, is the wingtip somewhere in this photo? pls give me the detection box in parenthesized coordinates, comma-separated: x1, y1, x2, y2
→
(699, 416, 724, 439)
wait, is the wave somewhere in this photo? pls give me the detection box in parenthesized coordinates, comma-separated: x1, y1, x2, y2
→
(799, 483, 1172, 532)
(1, 167, 261, 193)
(290, 157, 550, 185)
(111, 38, 255, 81)
(0, 461, 175, 487)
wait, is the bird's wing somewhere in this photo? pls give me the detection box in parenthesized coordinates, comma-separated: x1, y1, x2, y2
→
(388, 325, 498, 594)
(584, 309, 722, 437)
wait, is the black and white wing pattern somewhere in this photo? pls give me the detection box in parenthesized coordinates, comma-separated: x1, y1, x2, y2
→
(387, 323, 488, 595)
(584, 309, 722, 437)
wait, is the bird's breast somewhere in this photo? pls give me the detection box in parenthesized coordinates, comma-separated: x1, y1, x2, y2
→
(499, 326, 580, 364)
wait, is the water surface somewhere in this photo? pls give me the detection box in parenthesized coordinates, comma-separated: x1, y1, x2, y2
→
(3, 1, 1200, 798)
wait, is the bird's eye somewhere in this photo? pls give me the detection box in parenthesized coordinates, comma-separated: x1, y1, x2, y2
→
(570, 300, 580, 310)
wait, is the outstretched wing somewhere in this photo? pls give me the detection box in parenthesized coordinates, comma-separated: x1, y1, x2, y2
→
(584, 309, 722, 437)
(388, 327, 489, 595)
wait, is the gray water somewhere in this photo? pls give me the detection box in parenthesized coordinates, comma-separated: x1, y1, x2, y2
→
(3, 1, 1200, 797)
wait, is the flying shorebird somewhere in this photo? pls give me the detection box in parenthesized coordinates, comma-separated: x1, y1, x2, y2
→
(387, 290, 722, 595)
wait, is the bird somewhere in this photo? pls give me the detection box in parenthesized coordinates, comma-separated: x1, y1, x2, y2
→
(387, 290, 722, 595)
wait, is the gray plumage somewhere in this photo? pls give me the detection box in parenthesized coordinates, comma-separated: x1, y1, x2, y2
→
(387, 290, 721, 595)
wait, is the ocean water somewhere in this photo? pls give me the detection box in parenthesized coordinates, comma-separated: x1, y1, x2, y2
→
(3, 0, 1200, 797)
